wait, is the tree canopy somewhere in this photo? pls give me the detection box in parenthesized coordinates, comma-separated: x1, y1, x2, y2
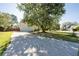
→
(0, 12, 17, 31)
(17, 3, 65, 32)
(0, 12, 11, 30)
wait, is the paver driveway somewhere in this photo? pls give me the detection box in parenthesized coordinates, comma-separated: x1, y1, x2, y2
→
(3, 32, 79, 56)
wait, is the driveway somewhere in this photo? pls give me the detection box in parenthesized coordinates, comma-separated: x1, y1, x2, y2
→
(3, 32, 79, 56)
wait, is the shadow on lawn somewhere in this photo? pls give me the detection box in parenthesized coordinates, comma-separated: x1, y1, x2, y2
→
(32, 32, 79, 43)
(3, 33, 79, 56)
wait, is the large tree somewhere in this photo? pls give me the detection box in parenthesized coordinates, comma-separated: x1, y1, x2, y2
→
(0, 12, 18, 31)
(17, 3, 65, 32)
(0, 12, 11, 31)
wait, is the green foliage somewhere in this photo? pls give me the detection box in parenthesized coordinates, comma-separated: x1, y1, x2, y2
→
(17, 3, 65, 32)
(74, 25, 79, 31)
(0, 12, 11, 31)
(0, 12, 17, 31)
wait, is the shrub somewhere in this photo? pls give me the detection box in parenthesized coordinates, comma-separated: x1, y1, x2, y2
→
(75, 26, 79, 31)
(0, 26, 4, 31)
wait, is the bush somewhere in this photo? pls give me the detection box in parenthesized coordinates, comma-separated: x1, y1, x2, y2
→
(75, 26, 79, 31)
(0, 26, 4, 31)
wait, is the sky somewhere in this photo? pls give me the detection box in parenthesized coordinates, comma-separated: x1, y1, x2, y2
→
(0, 3, 23, 22)
(60, 3, 79, 24)
(0, 3, 79, 24)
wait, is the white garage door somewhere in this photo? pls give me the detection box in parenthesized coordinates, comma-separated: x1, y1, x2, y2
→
(19, 23, 33, 32)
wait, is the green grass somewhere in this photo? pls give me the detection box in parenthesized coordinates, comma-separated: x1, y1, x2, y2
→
(0, 32, 12, 55)
(49, 31, 79, 43)
(33, 31, 79, 43)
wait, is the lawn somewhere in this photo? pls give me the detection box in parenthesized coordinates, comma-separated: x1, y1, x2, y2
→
(49, 31, 79, 43)
(32, 31, 79, 43)
(0, 32, 12, 55)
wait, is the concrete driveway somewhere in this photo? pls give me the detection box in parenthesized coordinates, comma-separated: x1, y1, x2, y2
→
(3, 32, 79, 56)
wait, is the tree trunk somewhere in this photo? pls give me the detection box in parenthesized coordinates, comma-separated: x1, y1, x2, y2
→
(42, 29, 46, 32)
(41, 25, 46, 32)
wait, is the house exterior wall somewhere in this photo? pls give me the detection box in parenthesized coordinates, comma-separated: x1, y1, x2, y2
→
(19, 23, 33, 32)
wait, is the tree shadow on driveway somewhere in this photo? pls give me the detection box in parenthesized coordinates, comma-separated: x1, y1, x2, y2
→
(3, 33, 79, 56)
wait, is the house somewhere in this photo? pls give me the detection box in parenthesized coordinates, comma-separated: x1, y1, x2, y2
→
(19, 22, 38, 32)
(19, 22, 33, 32)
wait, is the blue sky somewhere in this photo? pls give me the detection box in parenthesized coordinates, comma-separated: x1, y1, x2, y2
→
(60, 3, 79, 24)
(0, 3, 23, 22)
(0, 3, 79, 24)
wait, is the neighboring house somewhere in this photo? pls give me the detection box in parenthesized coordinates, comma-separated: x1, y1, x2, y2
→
(60, 22, 78, 31)
(60, 24, 78, 31)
